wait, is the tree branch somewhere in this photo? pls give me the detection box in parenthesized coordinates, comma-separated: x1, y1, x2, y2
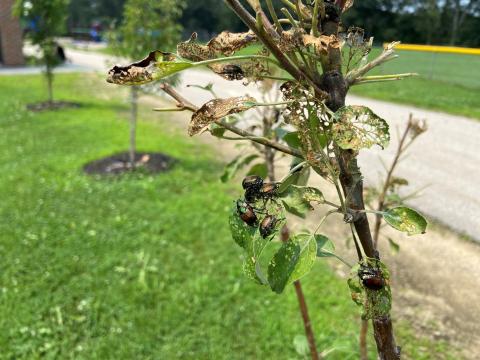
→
(223, 0, 328, 98)
(345, 42, 400, 87)
(158, 83, 303, 158)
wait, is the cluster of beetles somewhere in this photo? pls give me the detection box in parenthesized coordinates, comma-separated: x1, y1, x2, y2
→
(236, 175, 281, 239)
(235, 176, 385, 290)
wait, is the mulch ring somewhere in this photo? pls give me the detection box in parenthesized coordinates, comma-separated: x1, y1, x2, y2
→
(26, 101, 81, 112)
(83, 152, 177, 176)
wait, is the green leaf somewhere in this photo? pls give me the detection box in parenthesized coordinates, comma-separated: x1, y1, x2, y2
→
(293, 335, 310, 357)
(383, 207, 427, 236)
(283, 131, 302, 149)
(278, 165, 310, 194)
(243, 256, 268, 285)
(267, 234, 317, 294)
(387, 237, 400, 254)
(315, 234, 335, 257)
(332, 105, 390, 151)
(247, 163, 268, 179)
(221, 154, 258, 183)
(228, 208, 256, 249)
(279, 186, 324, 218)
(209, 123, 227, 138)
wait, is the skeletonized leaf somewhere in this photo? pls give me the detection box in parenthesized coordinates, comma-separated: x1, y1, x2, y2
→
(207, 31, 257, 56)
(279, 185, 324, 218)
(221, 154, 258, 183)
(189, 96, 256, 136)
(107, 51, 192, 85)
(303, 34, 340, 55)
(267, 234, 317, 293)
(332, 105, 390, 151)
(383, 207, 427, 236)
(177, 31, 262, 81)
(178, 31, 257, 60)
(177, 32, 216, 61)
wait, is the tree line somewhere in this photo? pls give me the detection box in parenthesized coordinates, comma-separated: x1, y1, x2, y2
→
(67, 0, 480, 46)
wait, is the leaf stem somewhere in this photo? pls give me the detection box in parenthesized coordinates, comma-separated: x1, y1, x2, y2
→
(194, 54, 281, 68)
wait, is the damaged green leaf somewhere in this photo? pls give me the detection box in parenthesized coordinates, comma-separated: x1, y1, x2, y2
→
(332, 105, 390, 151)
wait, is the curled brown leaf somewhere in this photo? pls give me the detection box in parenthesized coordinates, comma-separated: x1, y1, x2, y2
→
(303, 34, 340, 55)
(107, 51, 164, 85)
(189, 96, 257, 136)
(178, 31, 257, 62)
(207, 31, 257, 56)
(177, 33, 215, 62)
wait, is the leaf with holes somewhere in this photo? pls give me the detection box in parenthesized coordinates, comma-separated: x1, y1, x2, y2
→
(189, 96, 256, 136)
(229, 206, 257, 249)
(279, 186, 324, 218)
(107, 51, 193, 85)
(332, 105, 390, 151)
(268, 234, 317, 294)
(383, 207, 427, 236)
(221, 154, 258, 183)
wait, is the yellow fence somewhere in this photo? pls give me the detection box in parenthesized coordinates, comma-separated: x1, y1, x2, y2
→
(391, 43, 480, 56)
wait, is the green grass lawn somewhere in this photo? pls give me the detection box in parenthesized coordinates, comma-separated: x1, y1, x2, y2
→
(0, 73, 458, 359)
(349, 48, 480, 119)
(238, 44, 480, 119)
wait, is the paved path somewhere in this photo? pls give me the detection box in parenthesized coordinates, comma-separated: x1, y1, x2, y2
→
(29, 47, 480, 241)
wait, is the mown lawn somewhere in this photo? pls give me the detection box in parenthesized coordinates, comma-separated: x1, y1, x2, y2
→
(238, 44, 480, 119)
(0, 73, 457, 359)
(349, 48, 480, 119)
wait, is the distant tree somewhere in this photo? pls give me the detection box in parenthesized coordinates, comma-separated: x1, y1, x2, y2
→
(110, 0, 184, 168)
(68, 0, 126, 29)
(15, 0, 70, 106)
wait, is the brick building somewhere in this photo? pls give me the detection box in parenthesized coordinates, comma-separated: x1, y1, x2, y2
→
(0, 0, 25, 66)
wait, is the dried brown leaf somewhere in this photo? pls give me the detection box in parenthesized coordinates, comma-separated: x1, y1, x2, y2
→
(106, 51, 189, 85)
(279, 28, 306, 53)
(337, 0, 354, 12)
(177, 32, 216, 61)
(189, 96, 256, 136)
(303, 34, 340, 55)
(178, 31, 257, 62)
(207, 31, 257, 56)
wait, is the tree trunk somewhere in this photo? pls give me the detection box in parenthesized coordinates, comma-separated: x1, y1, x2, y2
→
(129, 86, 138, 169)
(225, 0, 401, 358)
(46, 66, 53, 106)
(319, 5, 401, 359)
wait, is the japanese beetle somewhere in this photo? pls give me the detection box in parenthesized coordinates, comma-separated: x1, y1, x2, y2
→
(358, 266, 385, 291)
(242, 175, 264, 191)
(259, 182, 279, 199)
(236, 200, 258, 226)
(218, 64, 244, 81)
(259, 215, 278, 238)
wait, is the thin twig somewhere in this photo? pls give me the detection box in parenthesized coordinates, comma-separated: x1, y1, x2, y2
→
(158, 83, 303, 158)
(372, 116, 413, 248)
